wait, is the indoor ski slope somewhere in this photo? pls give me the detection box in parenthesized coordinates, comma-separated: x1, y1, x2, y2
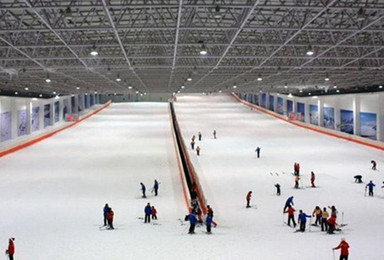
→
(174, 94, 384, 260)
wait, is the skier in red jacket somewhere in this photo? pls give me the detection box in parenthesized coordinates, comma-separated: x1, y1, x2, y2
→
(246, 191, 252, 208)
(5, 238, 15, 260)
(333, 238, 349, 260)
(283, 205, 296, 227)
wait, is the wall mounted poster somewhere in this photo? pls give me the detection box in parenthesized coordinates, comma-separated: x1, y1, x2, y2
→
(277, 97, 283, 114)
(32, 107, 40, 132)
(90, 94, 94, 106)
(44, 104, 51, 128)
(261, 93, 266, 108)
(323, 107, 335, 129)
(360, 112, 377, 140)
(54, 101, 59, 122)
(340, 109, 353, 134)
(309, 104, 318, 125)
(287, 100, 293, 114)
(1, 111, 12, 142)
(269, 95, 274, 111)
(63, 99, 68, 120)
(18, 109, 27, 136)
(297, 102, 305, 122)
(85, 95, 90, 108)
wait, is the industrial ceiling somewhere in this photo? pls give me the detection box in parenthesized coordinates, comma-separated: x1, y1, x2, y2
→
(1, 0, 384, 96)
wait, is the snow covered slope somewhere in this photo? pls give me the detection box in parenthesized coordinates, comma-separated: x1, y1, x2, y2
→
(174, 93, 384, 260)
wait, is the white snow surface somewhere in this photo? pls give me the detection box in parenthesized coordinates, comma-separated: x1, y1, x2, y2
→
(1, 95, 383, 260)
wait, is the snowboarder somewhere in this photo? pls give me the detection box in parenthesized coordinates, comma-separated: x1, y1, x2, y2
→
(294, 163, 300, 175)
(205, 215, 213, 234)
(354, 175, 363, 183)
(297, 210, 311, 232)
(153, 179, 159, 196)
(5, 238, 15, 260)
(321, 207, 329, 231)
(312, 206, 322, 226)
(106, 207, 114, 229)
(144, 203, 152, 223)
(140, 182, 146, 198)
(198, 131, 202, 141)
(196, 146, 201, 156)
(151, 206, 157, 220)
(213, 130, 216, 139)
(103, 203, 110, 226)
(191, 140, 195, 150)
(275, 183, 281, 196)
(294, 175, 300, 189)
(188, 211, 197, 234)
(310, 171, 315, 187)
(333, 238, 349, 260)
(371, 160, 376, 170)
(283, 196, 294, 212)
(366, 180, 376, 196)
(255, 147, 261, 158)
(284, 205, 296, 228)
(246, 191, 252, 208)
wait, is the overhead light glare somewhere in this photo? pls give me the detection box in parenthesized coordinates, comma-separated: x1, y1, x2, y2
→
(306, 45, 314, 56)
(187, 77, 192, 81)
(379, 85, 383, 89)
(46, 78, 51, 83)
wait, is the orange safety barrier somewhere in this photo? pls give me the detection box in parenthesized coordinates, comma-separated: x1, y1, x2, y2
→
(0, 101, 112, 158)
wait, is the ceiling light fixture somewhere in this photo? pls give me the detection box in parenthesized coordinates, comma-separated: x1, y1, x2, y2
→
(306, 45, 314, 56)
(187, 76, 192, 81)
(214, 5, 221, 19)
(284, 83, 288, 89)
(181, 85, 185, 89)
(45, 75, 51, 83)
(76, 87, 80, 90)
(25, 87, 29, 91)
(90, 45, 98, 56)
(233, 84, 237, 89)
(333, 85, 337, 89)
(116, 74, 121, 82)
(257, 75, 262, 81)
(200, 44, 207, 55)
(15, 92, 18, 95)
(379, 85, 383, 89)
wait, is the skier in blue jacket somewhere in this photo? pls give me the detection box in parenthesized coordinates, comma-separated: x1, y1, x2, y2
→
(144, 203, 152, 223)
(153, 179, 159, 196)
(297, 210, 311, 232)
(205, 215, 213, 234)
(283, 196, 294, 212)
(366, 180, 376, 196)
(103, 203, 110, 226)
(188, 211, 197, 234)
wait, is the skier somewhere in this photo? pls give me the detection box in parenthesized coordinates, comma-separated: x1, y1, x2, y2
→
(366, 180, 376, 196)
(106, 207, 114, 229)
(153, 179, 159, 196)
(188, 211, 197, 234)
(328, 205, 338, 219)
(205, 215, 213, 234)
(297, 210, 311, 232)
(312, 206, 322, 226)
(198, 131, 202, 141)
(246, 191, 252, 208)
(151, 206, 157, 220)
(213, 130, 216, 139)
(294, 175, 300, 189)
(103, 203, 110, 226)
(284, 205, 296, 228)
(207, 205, 214, 218)
(255, 147, 261, 158)
(191, 140, 195, 150)
(310, 171, 315, 187)
(192, 135, 196, 142)
(371, 160, 376, 170)
(283, 196, 294, 212)
(333, 238, 349, 260)
(274, 183, 281, 196)
(294, 163, 300, 175)
(5, 238, 15, 260)
(354, 175, 363, 183)
(144, 202, 152, 223)
(140, 182, 146, 198)
(327, 215, 337, 234)
(321, 207, 329, 232)
(196, 146, 200, 156)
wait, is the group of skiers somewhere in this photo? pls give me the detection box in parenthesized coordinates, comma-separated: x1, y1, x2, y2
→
(187, 204, 214, 234)
(283, 196, 340, 234)
(190, 130, 218, 156)
(140, 179, 160, 198)
(103, 203, 115, 229)
(144, 202, 157, 223)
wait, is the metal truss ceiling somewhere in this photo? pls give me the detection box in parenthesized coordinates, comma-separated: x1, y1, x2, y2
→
(0, 0, 384, 96)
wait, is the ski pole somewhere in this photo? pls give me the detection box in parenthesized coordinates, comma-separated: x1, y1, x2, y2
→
(308, 217, 311, 232)
(342, 212, 344, 226)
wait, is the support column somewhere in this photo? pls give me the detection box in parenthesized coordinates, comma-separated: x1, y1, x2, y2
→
(49, 101, 54, 126)
(74, 95, 79, 113)
(318, 98, 324, 127)
(273, 94, 278, 112)
(258, 93, 262, 106)
(304, 99, 310, 124)
(283, 97, 287, 116)
(353, 95, 361, 136)
(377, 93, 384, 141)
(265, 93, 270, 109)
(335, 98, 341, 131)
